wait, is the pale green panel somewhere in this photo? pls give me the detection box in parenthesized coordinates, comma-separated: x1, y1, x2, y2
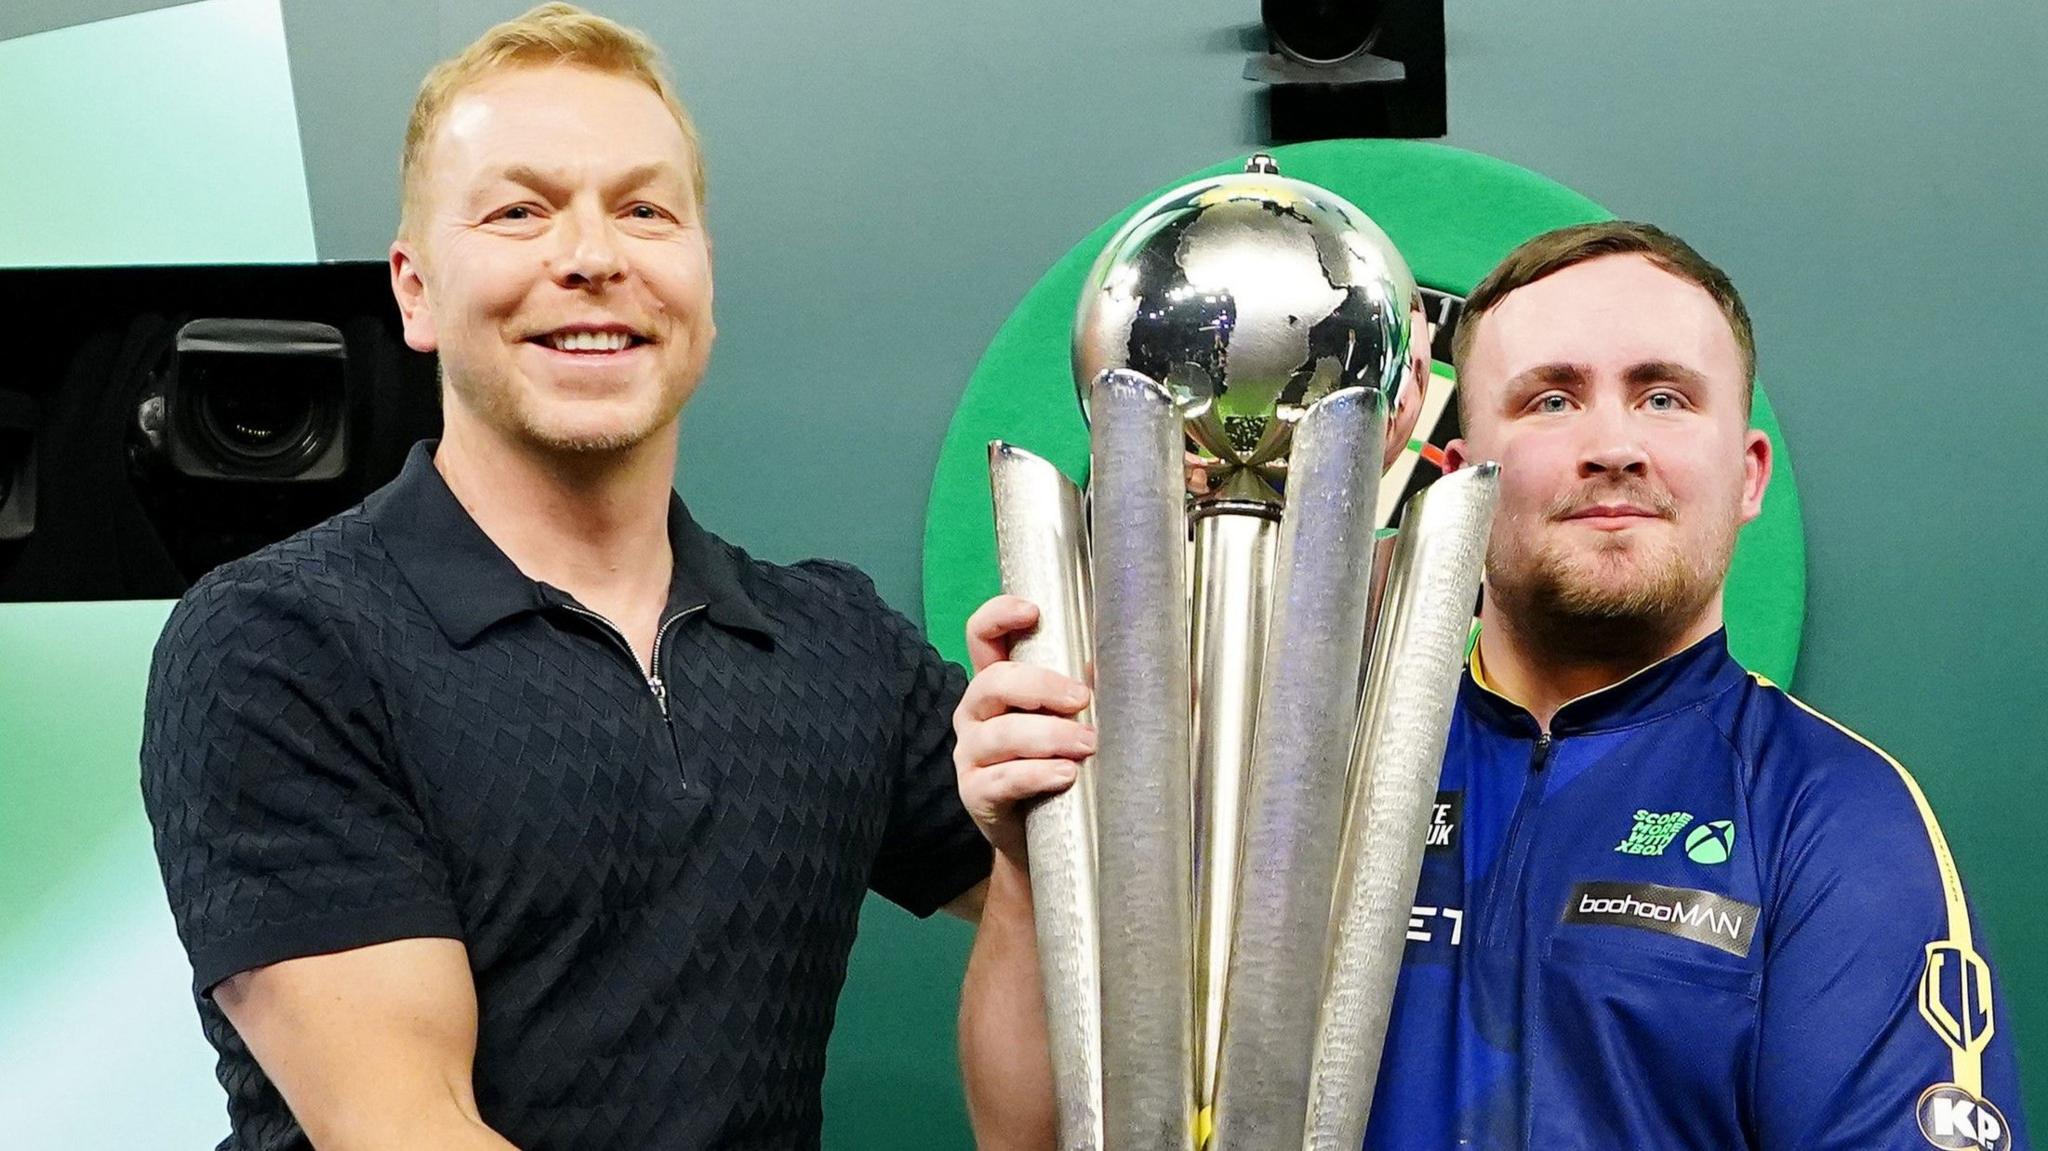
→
(0, 831, 222, 1147)
(0, 600, 174, 951)
(0, 600, 210, 1139)
(0, 0, 316, 267)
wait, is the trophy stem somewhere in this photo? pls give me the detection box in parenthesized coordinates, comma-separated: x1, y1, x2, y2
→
(1359, 531, 1401, 696)
(1088, 370, 1198, 1151)
(1212, 387, 1384, 1149)
(1189, 506, 1280, 1119)
(1305, 462, 1499, 1151)
(989, 442, 1102, 1151)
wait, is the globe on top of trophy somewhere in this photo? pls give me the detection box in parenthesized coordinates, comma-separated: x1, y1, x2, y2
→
(1072, 154, 1419, 508)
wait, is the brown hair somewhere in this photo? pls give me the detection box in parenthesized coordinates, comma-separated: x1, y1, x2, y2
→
(1450, 221, 1755, 421)
(396, 3, 704, 243)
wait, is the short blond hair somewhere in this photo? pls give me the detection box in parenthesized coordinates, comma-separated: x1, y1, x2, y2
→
(397, 3, 705, 242)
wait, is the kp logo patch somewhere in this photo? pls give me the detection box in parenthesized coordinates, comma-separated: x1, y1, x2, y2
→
(1916, 1083, 2010, 1150)
(1919, 941, 1997, 1059)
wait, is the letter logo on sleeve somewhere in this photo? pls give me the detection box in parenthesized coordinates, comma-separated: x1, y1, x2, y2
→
(1562, 881, 1759, 957)
(1425, 791, 1462, 854)
(1916, 1083, 2010, 1150)
(1919, 941, 1997, 1060)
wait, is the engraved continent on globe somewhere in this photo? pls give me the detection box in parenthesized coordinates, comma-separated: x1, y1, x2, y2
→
(1073, 156, 1418, 505)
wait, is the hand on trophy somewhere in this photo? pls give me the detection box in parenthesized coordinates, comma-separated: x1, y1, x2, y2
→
(953, 594, 1096, 866)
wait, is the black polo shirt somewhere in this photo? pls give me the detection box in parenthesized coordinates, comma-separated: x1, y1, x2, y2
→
(140, 441, 992, 1151)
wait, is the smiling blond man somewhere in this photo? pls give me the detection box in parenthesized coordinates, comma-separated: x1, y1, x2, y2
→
(140, 7, 1036, 1149)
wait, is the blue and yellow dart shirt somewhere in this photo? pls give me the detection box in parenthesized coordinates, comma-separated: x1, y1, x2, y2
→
(1365, 629, 2028, 1151)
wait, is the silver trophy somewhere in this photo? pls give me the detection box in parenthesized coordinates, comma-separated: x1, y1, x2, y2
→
(988, 156, 1498, 1151)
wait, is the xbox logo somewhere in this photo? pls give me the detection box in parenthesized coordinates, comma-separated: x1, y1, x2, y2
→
(1686, 820, 1737, 865)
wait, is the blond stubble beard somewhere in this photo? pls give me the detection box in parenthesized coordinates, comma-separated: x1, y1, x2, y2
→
(440, 354, 692, 457)
(1485, 497, 1738, 665)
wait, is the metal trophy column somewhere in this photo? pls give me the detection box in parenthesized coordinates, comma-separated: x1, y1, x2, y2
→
(988, 155, 1497, 1151)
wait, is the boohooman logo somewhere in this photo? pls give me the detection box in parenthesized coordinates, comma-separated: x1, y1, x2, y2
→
(1562, 881, 1759, 957)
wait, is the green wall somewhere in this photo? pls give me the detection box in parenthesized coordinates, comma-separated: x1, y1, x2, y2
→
(0, 0, 315, 267)
(1, 0, 2042, 1145)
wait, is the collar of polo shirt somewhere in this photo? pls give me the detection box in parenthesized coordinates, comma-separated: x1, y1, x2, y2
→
(365, 441, 779, 647)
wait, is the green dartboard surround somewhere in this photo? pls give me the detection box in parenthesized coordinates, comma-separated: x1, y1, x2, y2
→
(921, 139, 1805, 685)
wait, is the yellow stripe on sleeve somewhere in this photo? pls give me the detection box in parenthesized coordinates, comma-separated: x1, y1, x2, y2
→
(1750, 673, 1993, 1095)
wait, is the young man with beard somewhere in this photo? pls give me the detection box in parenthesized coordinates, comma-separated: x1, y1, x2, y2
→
(955, 223, 2028, 1149)
(139, 6, 1042, 1149)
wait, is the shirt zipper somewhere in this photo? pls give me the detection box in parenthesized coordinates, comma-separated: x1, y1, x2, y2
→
(1480, 730, 1553, 950)
(556, 602, 705, 795)
(557, 602, 703, 712)
(644, 607, 698, 718)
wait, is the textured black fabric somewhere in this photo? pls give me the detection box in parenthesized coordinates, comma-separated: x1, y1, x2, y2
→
(140, 442, 992, 1151)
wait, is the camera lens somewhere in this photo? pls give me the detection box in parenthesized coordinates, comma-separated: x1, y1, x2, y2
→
(197, 372, 321, 465)
(166, 320, 351, 483)
(1264, 0, 1380, 65)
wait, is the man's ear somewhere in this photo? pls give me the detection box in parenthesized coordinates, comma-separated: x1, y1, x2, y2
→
(390, 240, 438, 354)
(1442, 437, 1472, 473)
(1739, 426, 1773, 525)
